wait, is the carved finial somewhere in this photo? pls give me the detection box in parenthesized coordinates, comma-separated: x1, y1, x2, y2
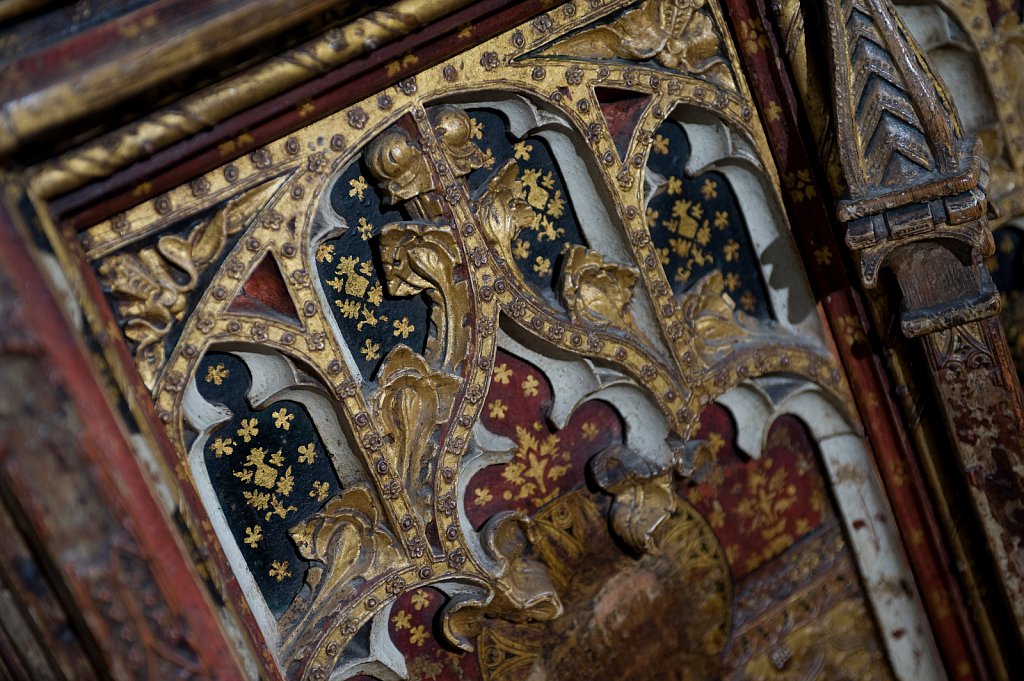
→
(433, 106, 484, 177)
(824, 0, 998, 336)
(439, 512, 562, 652)
(365, 127, 442, 218)
(590, 445, 676, 555)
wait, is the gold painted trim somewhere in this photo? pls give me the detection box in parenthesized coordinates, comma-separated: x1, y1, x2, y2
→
(24, 0, 477, 200)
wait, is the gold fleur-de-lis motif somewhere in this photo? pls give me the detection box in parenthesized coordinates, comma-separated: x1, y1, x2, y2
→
(310, 481, 330, 503)
(297, 443, 316, 464)
(243, 525, 262, 548)
(348, 175, 369, 200)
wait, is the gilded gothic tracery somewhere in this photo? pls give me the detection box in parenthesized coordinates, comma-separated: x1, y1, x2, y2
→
(76, 0, 941, 678)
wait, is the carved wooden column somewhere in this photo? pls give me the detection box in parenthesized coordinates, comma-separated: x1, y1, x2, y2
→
(823, 0, 1024, 638)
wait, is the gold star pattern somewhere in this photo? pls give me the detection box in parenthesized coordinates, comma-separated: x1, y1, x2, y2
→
(237, 418, 259, 442)
(393, 317, 416, 338)
(205, 364, 229, 385)
(272, 408, 294, 430)
(411, 591, 430, 610)
(269, 560, 291, 582)
(493, 363, 513, 384)
(488, 399, 508, 420)
(360, 338, 381, 361)
(210, 437, 235, 458)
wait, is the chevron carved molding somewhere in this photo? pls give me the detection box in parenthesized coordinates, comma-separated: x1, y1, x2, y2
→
(825, 0, 999, 337)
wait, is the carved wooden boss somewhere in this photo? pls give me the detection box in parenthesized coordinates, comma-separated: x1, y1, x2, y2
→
(2, 0, 1022, 679)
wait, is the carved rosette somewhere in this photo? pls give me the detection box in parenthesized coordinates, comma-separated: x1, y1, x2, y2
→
(78, 1, 857, 678)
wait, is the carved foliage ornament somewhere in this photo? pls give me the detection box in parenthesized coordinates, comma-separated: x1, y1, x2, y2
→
(83, 1, 851, 677)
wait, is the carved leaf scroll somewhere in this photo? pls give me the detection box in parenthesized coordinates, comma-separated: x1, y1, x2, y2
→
(281, 485, 401, 647)
(371, 346, 460, 514)
(378, 224, 470, 371)
(678, 270, 761, 363)
(476, 159, 538, 267)
(543, 0, 734, 89)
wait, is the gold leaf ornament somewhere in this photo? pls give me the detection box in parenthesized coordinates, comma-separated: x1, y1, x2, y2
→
(371, 346, 461, 505)
(677, 270, 756, 362)
(98, 180, 281, 389)
(476, 160, 539, 266)
(440, 512, 563, 652)
(543, 0, 733, 89)
(378, 223, 468, 369)
(559, 245, 641, 333)
(282, 486, 399, 640)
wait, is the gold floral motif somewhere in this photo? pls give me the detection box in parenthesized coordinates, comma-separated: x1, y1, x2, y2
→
(244, 525, 262, 548)
(209, 437, 235, 458)
(233, 446, 298, 522)
(392, 610, 412, 629)
(272, 407, 294, 430)
(310, 481, 330, 503)
(491, 415, 583, 512)
(297, 443, 316, 465)
(269, 560, 291, 582)
(205, 363, 229, 384)
(236, 418, 259, 443)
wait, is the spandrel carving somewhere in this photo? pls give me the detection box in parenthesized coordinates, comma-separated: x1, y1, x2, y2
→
(541, 0, 736, 90)
(98, 179, 285, 388)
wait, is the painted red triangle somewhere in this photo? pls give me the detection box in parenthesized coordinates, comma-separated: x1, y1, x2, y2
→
(229, 253, 301, 326)
(595, 87, 651, 160)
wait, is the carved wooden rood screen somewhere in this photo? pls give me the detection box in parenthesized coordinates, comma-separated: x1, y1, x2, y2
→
(2, 0, 1023, 679)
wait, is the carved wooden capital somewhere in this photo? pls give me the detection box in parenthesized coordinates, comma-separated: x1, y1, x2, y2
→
(825, 0, 999, 336)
